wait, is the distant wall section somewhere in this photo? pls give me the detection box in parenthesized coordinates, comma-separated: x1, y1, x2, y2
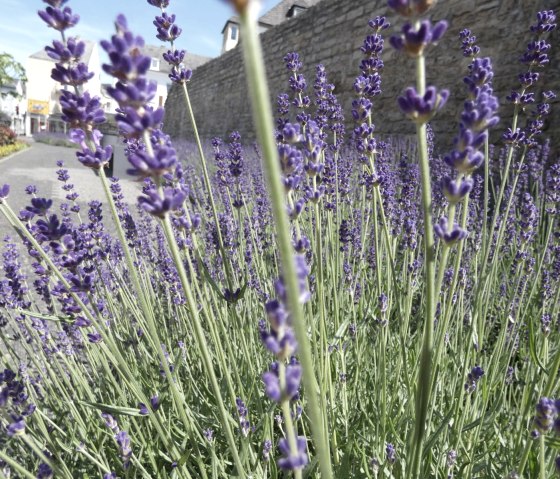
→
(164, 0, 559, 154)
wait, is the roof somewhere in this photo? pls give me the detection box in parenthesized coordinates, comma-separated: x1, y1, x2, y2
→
(258, 0, 321, 26)
(30, 39, 96, 63)
(221, 0, 321, 35)
(31, 41, 211, 74)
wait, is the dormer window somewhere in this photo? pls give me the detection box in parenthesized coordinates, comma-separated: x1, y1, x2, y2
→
(288, 5, 305, 18)
(230, 25, 238, 40)
(151, 58, 160, 71)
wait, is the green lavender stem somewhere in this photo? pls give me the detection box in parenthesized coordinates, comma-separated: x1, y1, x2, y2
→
(181, 82, 235, 290)
(237, 6, 333, 478)
(161, 215, 245, 477)
(410, 52, 436, 479)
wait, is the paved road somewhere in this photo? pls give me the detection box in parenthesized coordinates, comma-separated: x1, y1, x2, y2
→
(0, 141, 142, 235)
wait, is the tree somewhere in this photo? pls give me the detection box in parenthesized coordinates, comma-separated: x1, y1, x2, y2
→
(0, 53, 27, 98)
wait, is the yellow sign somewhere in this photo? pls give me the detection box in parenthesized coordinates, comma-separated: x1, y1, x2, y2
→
(27, 99, 49, 116)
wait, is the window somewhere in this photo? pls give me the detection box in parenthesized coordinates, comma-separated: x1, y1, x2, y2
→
(289, 6, 305, 17)
(151, 58, 160, 71)
(230, 25, 238, 41)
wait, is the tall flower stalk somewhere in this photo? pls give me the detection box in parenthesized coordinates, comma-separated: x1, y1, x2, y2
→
(389, 2, 449, 475)
(229, 1, 333, 477)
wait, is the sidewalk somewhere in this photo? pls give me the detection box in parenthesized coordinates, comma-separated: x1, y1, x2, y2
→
(0, 142, 142, 234)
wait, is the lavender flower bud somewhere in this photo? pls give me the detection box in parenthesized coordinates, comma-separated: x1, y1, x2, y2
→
(390, 20, 447, 57)
(45, 37, 85, 62)
(38, 6, 79, 32)
(434, 217, 468, 246)
(464, 365, 484, 393)
(530, 10, 557, 34)
(442, 176, 473, 204)
(278, 436, 308, 470)
(398, 86, 449, 124)
(533, 397, 557, 434)
(0, 184, 9, 202)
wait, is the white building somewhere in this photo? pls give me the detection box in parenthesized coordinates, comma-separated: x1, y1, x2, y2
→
(0, 79, 26, 135)
(25, 40, 102, 136)
(26, 41, 211, 137)
(221, 0, 322, 54)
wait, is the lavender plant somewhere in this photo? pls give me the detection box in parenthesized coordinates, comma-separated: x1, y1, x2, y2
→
(0, 0, 558, 478)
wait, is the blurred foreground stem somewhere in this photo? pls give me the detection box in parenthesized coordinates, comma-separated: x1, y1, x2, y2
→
(237, 3, 333, 478)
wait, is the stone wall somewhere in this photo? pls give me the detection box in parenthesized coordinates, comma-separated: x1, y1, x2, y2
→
(164, 0, 560, 155)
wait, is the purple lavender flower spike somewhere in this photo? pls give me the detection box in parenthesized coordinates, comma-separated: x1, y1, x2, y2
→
(368, 16, 390, 31)
(459, 29, 480, 57)
(284, 52, 303, 72)
(106, 79, 157, 109)
(398, 86, 449, 123)
(26, 198, 53, 216)
(45, 37, 85, 63)
(442, 176, 473, 204)
(101, 413, 119, 432)
(100, 16, 151, 82)
(38, 6, 79, 31)
(59, 91, 106, 129)
(464, 58, 494, 96)
(284, 363, 302, 400)
(87, 331, 102, 343)
(36, 463, 53, 479)
(262, 370, 281, 402)
(444, 146, 484, 174)
(464, 365, 484, 393)
(117, 106, 164, 138)
(51, 62, 94, 86)
(154, 12, 182, 42)
(163, 49, 185, 66)
(390, 20, 448, 57)
(434, 217, 468, 246)
(521, 39, 552, 66)
(0, 184, 10, 202)
(115, 430, 132, 469)
(202, 428, 214, 443)
(138, 187, 186, 218)
(169, 65, 193, 84)
(235, 398, 251, 437)
(530, 10, 557, 34)
(386, 443, 396, 465)
(278, 436, 308, 470)
(533, 397, 557, 434)
(6, 417, 26, 436)
(263, 439, 273, 461)
(127, 142, 177, 178)
(76, 145, 113, 170)
(387, 0, 436, 17)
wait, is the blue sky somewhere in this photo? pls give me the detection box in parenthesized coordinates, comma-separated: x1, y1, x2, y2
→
(0, 0, 279, 67)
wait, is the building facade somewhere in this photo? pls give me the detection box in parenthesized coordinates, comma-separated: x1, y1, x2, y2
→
(0, 79, 26, 135)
